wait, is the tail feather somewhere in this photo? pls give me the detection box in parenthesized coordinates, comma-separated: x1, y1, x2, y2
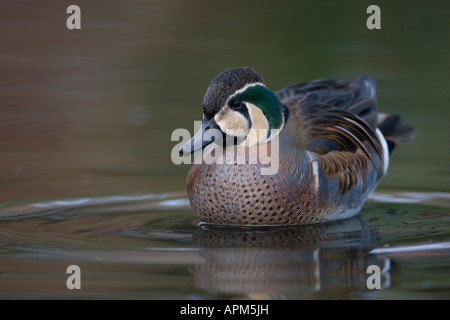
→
(377, 113, 415, 153)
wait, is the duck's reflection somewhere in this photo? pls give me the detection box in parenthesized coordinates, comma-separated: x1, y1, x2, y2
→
(189, 216, 390, 299)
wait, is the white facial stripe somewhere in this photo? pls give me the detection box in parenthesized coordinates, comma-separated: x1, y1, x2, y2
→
(227, 82, 265, 104)
(243, 103, 270, 146)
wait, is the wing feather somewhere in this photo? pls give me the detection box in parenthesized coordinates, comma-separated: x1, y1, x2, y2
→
(276, 76, 385, 187)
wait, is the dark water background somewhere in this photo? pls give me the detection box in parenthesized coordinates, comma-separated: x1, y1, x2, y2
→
(0, 1, 449, 299)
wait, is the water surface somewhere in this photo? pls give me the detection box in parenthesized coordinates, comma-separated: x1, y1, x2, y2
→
(0, 191, 449, 299)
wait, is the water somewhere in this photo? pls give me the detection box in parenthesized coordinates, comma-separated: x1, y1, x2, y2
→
(0, 192, 449, 299)
(0, 1, 449, 299)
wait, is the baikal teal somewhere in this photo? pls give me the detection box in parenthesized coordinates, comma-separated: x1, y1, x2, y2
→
(180, 67, 415, 226)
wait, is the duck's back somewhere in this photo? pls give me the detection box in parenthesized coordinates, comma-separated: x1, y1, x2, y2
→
(276, 76, 414, 155)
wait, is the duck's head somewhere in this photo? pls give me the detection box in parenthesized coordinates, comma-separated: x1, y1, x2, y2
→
(180, 67, 288, 156)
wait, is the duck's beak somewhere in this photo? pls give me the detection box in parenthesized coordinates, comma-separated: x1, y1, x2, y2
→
(179, 118, 220, 156)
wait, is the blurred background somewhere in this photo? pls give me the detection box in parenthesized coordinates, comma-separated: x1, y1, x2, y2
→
(1, 0, 448, 204)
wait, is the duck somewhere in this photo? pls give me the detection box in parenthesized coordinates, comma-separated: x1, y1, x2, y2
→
(179, 67, 414, 225)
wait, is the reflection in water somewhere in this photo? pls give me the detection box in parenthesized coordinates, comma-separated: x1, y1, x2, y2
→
(0, 191, 449, 299)
(190, 217, 390, 299)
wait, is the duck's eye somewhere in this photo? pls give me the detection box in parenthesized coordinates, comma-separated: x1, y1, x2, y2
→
(230, 100, 245, 110)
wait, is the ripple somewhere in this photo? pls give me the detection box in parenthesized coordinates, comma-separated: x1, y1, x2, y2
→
(370, 241, 450, 256)
(1, 190, 448, 221)
(368, 191, 450, 206)
(32, 194, 160, 208)
(0, 191, 189, 221)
